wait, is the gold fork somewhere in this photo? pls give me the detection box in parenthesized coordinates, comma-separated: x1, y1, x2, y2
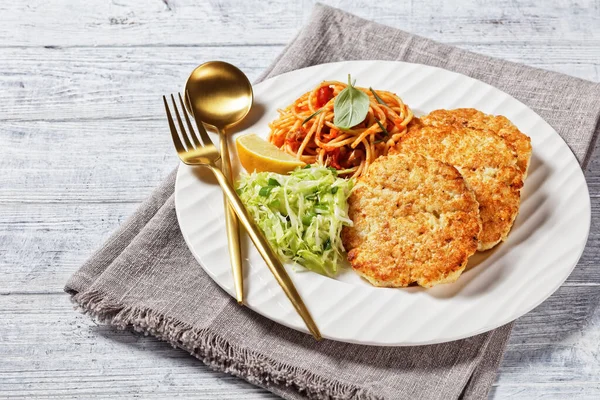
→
(163, 92, 322, 340)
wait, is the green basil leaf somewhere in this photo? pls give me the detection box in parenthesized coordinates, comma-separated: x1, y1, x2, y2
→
(333, 74, 370, 130)
(331, 186, 339, 194)
(369, 87, 388, 106)
(302, 109, 323, 125)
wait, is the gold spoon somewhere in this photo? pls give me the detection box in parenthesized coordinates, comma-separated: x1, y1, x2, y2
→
(185, 61, 253, 305)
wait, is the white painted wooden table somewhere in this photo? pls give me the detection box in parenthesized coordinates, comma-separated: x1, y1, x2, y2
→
(1, 1, 599, 398)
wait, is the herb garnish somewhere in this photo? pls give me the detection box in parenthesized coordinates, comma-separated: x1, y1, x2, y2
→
(333, 74, 370, 130)
(369, 87, 388, 106)
(374, 117, 389, 136)
(302, 109, 324, 125)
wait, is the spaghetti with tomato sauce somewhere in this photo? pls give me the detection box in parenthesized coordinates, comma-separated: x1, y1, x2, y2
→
(267, 80, 413, 177)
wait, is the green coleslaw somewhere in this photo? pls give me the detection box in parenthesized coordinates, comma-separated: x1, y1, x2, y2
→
(236, 165, 353, 276)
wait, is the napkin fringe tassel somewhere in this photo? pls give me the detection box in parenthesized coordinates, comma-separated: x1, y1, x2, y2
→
(71, 289, 379, 400)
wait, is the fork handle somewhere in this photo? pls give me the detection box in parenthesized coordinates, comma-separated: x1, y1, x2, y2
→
(207, 164, 322, 341)
(218, 130, 244, 305)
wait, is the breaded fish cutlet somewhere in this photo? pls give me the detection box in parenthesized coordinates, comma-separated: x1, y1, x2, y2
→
(419, 108, 532, 177)
(341, 153, 481, 288)
(396, 115, 526, 251)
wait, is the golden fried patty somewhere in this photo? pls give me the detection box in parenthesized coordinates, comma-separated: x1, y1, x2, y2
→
(419, 108, 532, 176)
(397, 116, 525, 250)
(342, 153, 481, 288)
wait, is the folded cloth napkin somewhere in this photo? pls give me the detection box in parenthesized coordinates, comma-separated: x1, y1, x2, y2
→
(66, 4, 600, 399)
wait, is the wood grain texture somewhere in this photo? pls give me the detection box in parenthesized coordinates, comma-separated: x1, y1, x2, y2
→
(1, 0, 599, 399)
(1, 0, 599, 48)
(1, 45, 597, 124)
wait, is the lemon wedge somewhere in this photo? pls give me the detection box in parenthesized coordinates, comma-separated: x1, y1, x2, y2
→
(236, 134, 305, 174)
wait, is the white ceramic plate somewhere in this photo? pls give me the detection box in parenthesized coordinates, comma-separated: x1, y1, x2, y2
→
(175, 60, 590, 346)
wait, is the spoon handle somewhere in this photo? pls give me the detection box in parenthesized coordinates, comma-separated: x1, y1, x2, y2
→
(218, 129, 244, 305)
(208, 164, 322, 340)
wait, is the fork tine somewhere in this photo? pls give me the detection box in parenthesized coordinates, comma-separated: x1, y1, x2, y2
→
(185, 90, 214, 147)
(170, 94, 194, 150)
(163, 95, 186, 155)
(178, 92, 202, 148)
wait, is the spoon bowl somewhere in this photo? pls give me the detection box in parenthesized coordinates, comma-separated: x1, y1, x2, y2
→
(185, 61, 253, 130)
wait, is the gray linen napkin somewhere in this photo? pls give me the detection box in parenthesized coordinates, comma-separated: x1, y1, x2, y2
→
(66, 4, 600, 399)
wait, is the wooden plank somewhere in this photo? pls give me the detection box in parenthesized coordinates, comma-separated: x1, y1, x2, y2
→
(0, 0, 302, 47)
(0, 46, 597, 125)
(0, 0, 598, 47)
(0, 120, 178, 204)
(0, 47, 279, 122)
(0, 202, 136, 294)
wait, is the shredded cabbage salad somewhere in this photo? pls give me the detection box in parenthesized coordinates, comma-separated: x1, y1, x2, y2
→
(236, 165, 353, 276)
